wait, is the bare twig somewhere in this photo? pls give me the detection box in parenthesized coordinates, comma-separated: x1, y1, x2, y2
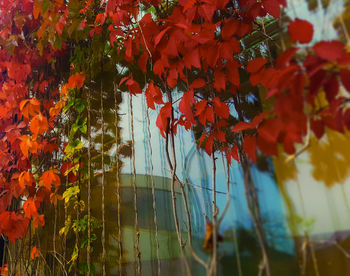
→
(165, 93, 192, 276)
(114, 85, 123, 276)
(129, 93, 142, 275)
(145, 103, 161, 276)
(208, 153, 218, 276)
(100, 83, 106, 276)
(87, 89, 92, 276)
(285, 118, 310, 163)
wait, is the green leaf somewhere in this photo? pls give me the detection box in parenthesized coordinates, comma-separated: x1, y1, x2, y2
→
(70, 116, 87, 138)
(74, 98, 88, 114)
(64, 139, 83, 158)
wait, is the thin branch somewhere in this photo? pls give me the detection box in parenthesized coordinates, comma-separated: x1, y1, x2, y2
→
(87, 89, 92, 276)
(145, 103, 161, 276)
(100, 83, 106, 276)
(218, 155, 230, 226)
(129, 93, 142, 275)
(285, 118, 310, 163)
(208, 152, 218, 276)
(114, 85, 123, 276)
(165, 93, 192, 276)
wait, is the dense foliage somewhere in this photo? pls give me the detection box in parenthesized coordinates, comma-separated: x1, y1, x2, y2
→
(0, 0, 349, 274)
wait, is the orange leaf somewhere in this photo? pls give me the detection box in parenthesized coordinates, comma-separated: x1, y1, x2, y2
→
(39, 169, 60, 190)
(23, 198, 38, 219)
(20, 135, 38, 158)
(18, 171, 35, 189)
(19, 98, 40, 119)
(67, 73, 86, 90)
(30, 113, 48, 138)
(32, 214, 45, 229)
(203, 222, 223, 251)
(30, 246, 39, 259)
(50, 193, 62, 205)
(0, 264, 8, 276)
(49, 100, 65, 118)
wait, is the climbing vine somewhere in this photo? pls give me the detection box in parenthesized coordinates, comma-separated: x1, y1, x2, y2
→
(0, 0, 349, 275)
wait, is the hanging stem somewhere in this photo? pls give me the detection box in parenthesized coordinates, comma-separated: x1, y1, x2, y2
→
(208, 152, 218, 276)
(129, 93, 142, 275)
(234, 92, 271, 276)
(222, 157, 243, 276)
(87, 90, 92, 276)
(218, 155, 231, 226)
(240, 151, 271, 276)
(145, 106, 161, 276)
(100, 84, 106, 276)
(296, 179, 319, 276)
(53, 202, 57, 274)
(178, 180, 209, 271)
(165, 93, 192, 276)
(166, 129, 208, 271)
(114, 87, 123, 276)
(164, 91, 208, 272)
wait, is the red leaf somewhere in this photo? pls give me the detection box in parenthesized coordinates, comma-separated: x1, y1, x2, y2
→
(167, 68, 178, 88)
(195, 100, 208, 115)
(56, 16, 66, 36)
(31, 246, 39, 259)
(226, 60, 240, 87)
(190, 78, 206, 89)
(247, 58, 267, 73)
(204, 106, 215, 124)
(221, 19, 239, 41)
(203, 134, 214, 156)
(124, 37, 133, 61)
(258, 119, 281, 143)
(179, 90, 196, 124)
(232, 122, 253, 132)
(60, 162, 78, 183)
(226, 145, 239, 165)
(156, 103, 172, 138)
(243, 136, 257, 163)
(213, 70, 226, 92)
(276, 47, 298, 69)
(184, 48, 201, 69)
(262, 0, 280, 18)
(6, 62, 31, 83)
(137, 52, 149, 73)
(288, 19, 313, 43)
(145, 82, 163, 109)
(213, 130, 226, 142)
(340, 69, 350, 92)
(323, 74, 339, 103)
(155, 26, 172, 46)
(251, 112, 268, 127)
(212, 97, 229, 119)
(125, 77, 142, 95)
(310, 119, 324, 139)
(313, 41, 345, 61)
(0, 212, 29, 243)
(195, 101, 214, 126)
(256, 119, 281, 155)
